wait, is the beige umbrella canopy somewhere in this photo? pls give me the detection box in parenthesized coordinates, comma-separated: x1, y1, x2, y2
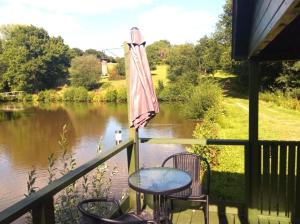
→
(128, 27, 159, 129)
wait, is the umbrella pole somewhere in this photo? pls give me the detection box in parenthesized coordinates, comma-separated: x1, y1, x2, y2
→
(135, 128, 142, 214)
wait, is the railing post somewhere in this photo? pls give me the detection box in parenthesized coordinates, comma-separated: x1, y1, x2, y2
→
(32, 196, 55, 224)
(248, 60, 260, 223)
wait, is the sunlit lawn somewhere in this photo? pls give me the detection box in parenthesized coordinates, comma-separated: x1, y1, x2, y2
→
(211, 71, 300, 202)
(100, 64, 169, 89)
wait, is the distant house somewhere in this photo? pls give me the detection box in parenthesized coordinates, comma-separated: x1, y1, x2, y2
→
(101, 59, 108, 76)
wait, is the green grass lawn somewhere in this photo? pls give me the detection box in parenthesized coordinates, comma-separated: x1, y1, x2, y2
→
(210, 71, 300, 203)
(100, 64, 169, 89)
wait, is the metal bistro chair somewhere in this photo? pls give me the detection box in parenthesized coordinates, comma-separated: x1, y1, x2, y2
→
(78, 198, 148, 224)
(162, 152, 210, 224)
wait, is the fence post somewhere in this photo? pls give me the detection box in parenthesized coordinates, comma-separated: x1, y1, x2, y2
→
(32, 197, 55, 224)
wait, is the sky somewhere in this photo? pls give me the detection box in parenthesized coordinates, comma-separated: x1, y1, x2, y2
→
(0, 0, 225, 57)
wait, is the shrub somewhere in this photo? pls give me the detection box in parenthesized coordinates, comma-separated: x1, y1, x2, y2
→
(22, 94, 33, 102)
(184, 78, 223, 120)
(63, 87, 90, 102)
(108, 70, 125, 81)
(289, 88, 300, 99)
(101, 82, 112, 89)
(260, 90, 300, 110)
(156, 79, 164, 95)
(25, 126, 118, 223)
(187, 120, 221, 166)
(158, 78, 194, 102)
(37, 90, 58, 102)
(104, 89, 118, 102)
(117, 87, 127, 103)
(69, 54, 101, 90)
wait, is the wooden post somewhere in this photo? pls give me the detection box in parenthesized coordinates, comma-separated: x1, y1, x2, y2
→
(32, 197, 55, 224)
(247, 60, 260, 223)
(124, 42, 140, 212)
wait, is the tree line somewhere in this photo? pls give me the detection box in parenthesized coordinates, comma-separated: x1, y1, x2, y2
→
(0, 0, 299, 96)
(145, 0, 300, 97)
(0, 25, 123, 92)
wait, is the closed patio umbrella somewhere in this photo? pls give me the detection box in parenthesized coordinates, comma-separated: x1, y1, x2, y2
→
(128, 27, 159, 129)
(127, 27, 159, 213)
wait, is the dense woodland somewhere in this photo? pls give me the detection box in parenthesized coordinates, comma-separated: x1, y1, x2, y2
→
(0, 0, 299, 98)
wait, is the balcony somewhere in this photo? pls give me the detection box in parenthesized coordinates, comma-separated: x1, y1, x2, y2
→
(0, 137, 299, 224)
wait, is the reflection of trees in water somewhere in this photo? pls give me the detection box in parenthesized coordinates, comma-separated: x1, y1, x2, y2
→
(0, 102, 195, 169)
(63, 103, 128, 137)
(147, 103, 197, 138)
(0, 107, 76, 167)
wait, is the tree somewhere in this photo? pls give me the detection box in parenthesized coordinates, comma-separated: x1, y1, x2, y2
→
(0, 24, 70, 92)
(146, 40, 171, 70)
(213, 0, 233, 72)
(69, 54, 101, 90)
(195, 35, 221, 73)
(166, 44, 198, 81)
(69, 48, 84, 58)
(115, 57, 125, 76)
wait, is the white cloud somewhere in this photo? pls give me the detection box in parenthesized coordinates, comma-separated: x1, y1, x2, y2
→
(0, 1, 218, 57)
(8, 0, 153, 15)
(0, 1, 81, 37)
(136, 5, 217, 45)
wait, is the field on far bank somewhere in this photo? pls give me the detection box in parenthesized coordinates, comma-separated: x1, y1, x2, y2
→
(100, 64, 169, 89)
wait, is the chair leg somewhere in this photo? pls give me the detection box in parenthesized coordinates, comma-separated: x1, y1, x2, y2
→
(205, 196, 209, 224)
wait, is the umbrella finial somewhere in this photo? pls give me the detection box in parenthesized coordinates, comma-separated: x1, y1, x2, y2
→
(130, 27, 145, 45)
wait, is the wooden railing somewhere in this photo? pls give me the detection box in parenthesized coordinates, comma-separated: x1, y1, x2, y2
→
(256, 140, 300, 223)
(1, 138, 299, 224)
(0, 139, 134, 224)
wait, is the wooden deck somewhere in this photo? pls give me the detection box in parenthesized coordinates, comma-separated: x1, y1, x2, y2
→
(172, 209, 246, 224)
(139, 203, 246, 224)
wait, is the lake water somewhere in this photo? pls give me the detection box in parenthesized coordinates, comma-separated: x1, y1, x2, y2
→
(0, 102, 197, 211)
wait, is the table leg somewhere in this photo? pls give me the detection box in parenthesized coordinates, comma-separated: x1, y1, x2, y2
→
(153, 195, 160, 223)
(161, 195, 170, 224)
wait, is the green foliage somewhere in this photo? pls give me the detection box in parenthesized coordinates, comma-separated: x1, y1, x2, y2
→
(158, 77, 194, 102)
(116, 87, 127, 103)
(104, 89, 118, 102)
(37, 90, 58, 102)
(69, 54, 101, 90)
(0, 24, 70, 92)
(146, 40, 171, 70)
(156, 79, 164, 95)
(115, 57, 125, 76)
(195, 36, 221, 73)
(69, 48, 84, 58)
(187, 120, 221, 166)
(260, 90, 300, 110)
(184, 78, 223, 119)
(25, 125, 118, 223)
(166, 44, 198, 81)
(63, 87, 90, 102)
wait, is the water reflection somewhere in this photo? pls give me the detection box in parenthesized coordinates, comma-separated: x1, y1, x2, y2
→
(0, 102, 197, 210)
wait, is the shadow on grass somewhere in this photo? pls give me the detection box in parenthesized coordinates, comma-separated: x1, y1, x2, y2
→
(214, 76, 249, 100)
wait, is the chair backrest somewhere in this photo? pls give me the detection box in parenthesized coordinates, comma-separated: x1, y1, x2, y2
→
(162, 152, 210, 194)
(77, 198, 145, 224)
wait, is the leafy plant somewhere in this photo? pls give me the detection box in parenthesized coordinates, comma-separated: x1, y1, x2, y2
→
(25, 126, 119, 223)
(187, 120, 221, 166)
(184, 78, 223, 120)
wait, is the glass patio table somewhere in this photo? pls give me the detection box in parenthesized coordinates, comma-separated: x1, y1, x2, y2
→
(128, 167, 192, 223)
